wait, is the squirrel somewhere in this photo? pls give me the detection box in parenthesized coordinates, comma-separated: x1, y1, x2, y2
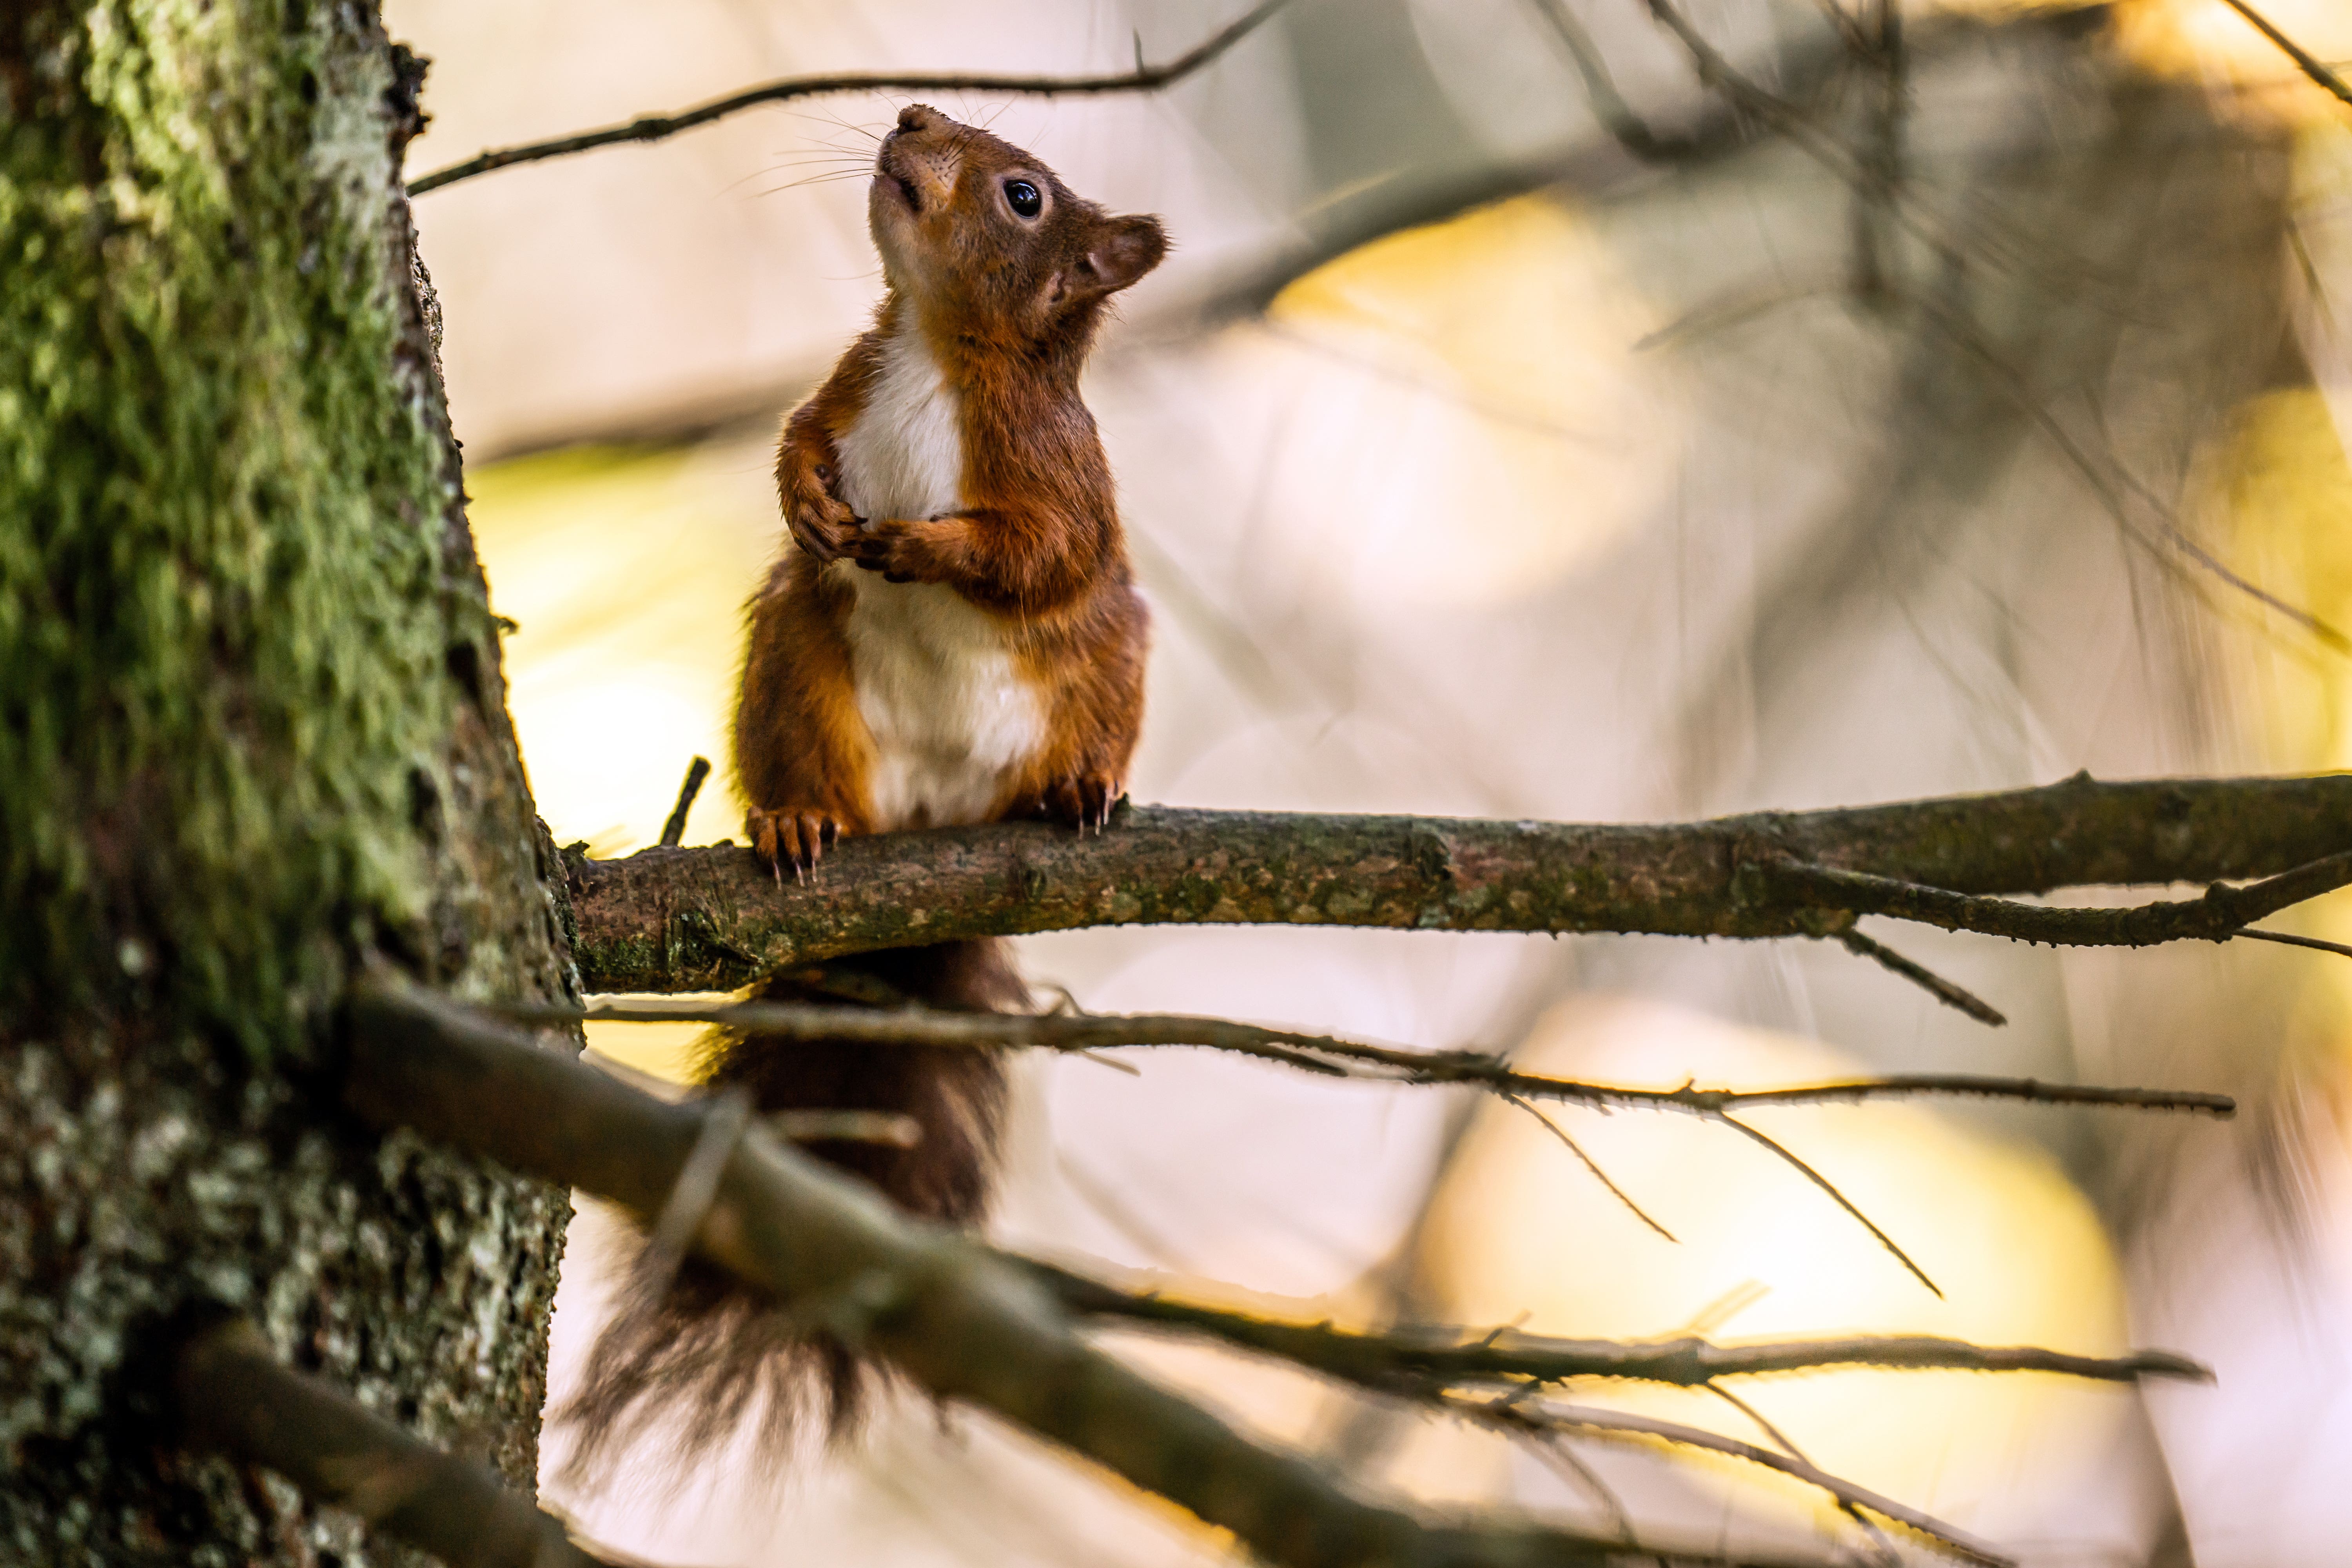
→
(565, 104, 1163, 1470)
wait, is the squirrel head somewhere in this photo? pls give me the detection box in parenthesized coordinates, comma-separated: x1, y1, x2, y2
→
(869, 103, 1168, 350)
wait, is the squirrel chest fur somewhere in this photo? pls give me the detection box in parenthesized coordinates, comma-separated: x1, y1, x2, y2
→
(829, 326, 1047, 831)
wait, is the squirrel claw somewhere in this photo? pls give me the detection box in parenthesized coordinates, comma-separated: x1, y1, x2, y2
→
(748, 807, 840, 884)
(786, 498, 860, 564)
(1041, 775, 1122, 834)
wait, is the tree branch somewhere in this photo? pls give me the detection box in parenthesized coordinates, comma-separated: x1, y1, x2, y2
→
(658, 756, 710, 849)
(342, 979, 1644, 1568)
(348, 980, 2210, 1567)
(1835, 927, 2006, 1026)
(1762, 848, 2352, 949)
(555, 993, 2226, 1297)
(530, 996, 2235, 1119)
(1461, 1393, 2009, 1567)
(1024, 1259, 2210, 1390)
(406, 0, 1292, 196)
(563, 773, 2352, 992)
(172, 1316, 617, 1568)
(2219, 0, 2352, 110)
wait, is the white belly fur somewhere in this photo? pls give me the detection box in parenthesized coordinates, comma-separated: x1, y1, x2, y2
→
(832, 327, 1044, 830)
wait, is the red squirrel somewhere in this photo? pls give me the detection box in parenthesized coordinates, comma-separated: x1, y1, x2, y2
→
(568, 105, 1162, 1463)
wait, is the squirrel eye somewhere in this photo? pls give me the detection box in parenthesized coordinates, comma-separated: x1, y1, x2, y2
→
(1004, 179, 1042, 219)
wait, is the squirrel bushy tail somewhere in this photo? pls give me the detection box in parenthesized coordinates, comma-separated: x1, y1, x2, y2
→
(559, 940, 1022, 1479)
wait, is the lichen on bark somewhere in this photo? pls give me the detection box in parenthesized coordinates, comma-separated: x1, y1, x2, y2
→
(0, 3, 575, 1561)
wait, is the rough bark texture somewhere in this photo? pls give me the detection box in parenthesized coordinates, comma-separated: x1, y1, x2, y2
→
(566, 774, 2352, 993)
(0, 4, 575, 1563)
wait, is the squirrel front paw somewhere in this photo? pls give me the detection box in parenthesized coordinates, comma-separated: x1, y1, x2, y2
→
(748, 806, 840, 882)
(1039, 773, 1123, 833)
(784, 475, 861, 564)
(845, 518, 945, 584)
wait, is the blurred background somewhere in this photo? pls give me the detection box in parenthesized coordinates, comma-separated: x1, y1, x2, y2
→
(386, 1, 2352, 1562)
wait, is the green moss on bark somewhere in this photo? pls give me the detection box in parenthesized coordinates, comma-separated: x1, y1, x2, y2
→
(0, 3, 576, 1561)
(0, 0, 475, 1049)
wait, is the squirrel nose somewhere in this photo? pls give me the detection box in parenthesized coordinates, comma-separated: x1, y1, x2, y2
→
(895, 104, 937, 134)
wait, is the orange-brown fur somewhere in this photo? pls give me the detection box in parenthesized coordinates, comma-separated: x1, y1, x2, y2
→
(567, 107, 1164, 1463)
(738, 103, 1160, 871)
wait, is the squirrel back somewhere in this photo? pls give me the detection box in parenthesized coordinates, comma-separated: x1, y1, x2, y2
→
(565, 105, 1162, 1472)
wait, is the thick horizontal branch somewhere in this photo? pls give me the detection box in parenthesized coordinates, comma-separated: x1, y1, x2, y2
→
(407, 0, 1288, 195)
(172, 1316, 613, 1568)
(1026, 1260, 2210, 1390)
(541, 996, 2235, 1118)
(343, 980, 1646, 1568)
(564, 773, 2352, 993)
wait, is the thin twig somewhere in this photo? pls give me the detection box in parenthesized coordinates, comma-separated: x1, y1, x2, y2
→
(407, 0, 1293, 195)
(1762, 849, 2352, 952)
(2218, 0, 2352, 110)
(521, 996, 2232, 1119)
(639, 1088, 753, 1288)
(2235, 926, 2352, 960)
(173, 1316, 618, 1568)
(1460, 1393, 2011, 1567)
(1636, 0, 1962, 268)
(1896, 285, 2352, 652)
(1713, 1113, 1941, 1298)
(659, 756, 711, 848)
(1834, 928, 2008, 1026)
(1025, 1258, 2210, 1388)
(559, 991, 2231, 1276)
(1506, 1093, 1681, 1241)
(1525, 0, 1719, 163)
(1702, 1385, 1901, 1568)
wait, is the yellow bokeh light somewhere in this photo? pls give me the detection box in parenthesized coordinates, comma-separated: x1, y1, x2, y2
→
(1261, 195, 1682, 606)
(2114, 0, 2352, 117)
(468, 438, 780, 856)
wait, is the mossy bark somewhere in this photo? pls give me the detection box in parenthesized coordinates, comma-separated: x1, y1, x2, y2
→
(0, 4, 575, 1562)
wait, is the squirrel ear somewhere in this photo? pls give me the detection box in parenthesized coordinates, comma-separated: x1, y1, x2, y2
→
(1074, 214, 1167, 298)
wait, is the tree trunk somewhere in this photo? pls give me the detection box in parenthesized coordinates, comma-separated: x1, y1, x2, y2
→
(0, 4, 574, 1562)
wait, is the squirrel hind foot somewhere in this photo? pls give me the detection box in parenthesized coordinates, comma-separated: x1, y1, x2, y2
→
(749, 806, 840, 882)
(1039, 773, 1122, 835)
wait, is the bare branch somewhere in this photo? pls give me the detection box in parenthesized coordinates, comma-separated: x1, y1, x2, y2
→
(1702, 1386, 1906, 1568)
(564, 771, 2352, 992)
(1525, 0, 1722, 164)
(558, 993, 2223, 1286)
(343, 979, 1646, 1568)
(172, 1316, 618, 1568)
(561, 773, 2352, 993)
(1894, 283, 2352, 652)
(407, 0, 1292, 196)
(1506, 1093, 1681, 1241)
(1025, 1258, 2209, 1389)
(1715, 1112, 1940, 1297)
(532, 996, 2234, 1118)
(659, 756, 711, 849)
(1762, 849, 2352, 950)
(1462, 1393, 2010, 1567)
(2237, 926, 2352, 960)
(2219, 0, 2352, 111)
(1833, 928, 2007, 1026)
(348, 981, 2216, 1566)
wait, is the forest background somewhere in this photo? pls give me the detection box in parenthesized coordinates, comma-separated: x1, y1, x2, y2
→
(343, 0, 2352, 1562)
